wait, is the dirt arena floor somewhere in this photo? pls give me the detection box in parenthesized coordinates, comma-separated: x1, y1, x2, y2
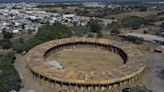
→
(47, 47, 123, 71)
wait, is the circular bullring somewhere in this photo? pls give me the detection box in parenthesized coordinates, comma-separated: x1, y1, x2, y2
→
(25, 38, 146, 91)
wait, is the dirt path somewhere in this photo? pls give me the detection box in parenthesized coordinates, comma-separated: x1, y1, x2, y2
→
(144, 52, 164, 92)
(14, 54, 58, 92)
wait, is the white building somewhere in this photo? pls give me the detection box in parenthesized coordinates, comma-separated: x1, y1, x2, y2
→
(63, 14, 75, 18)
(83, 2, 106, 8)
(29, 16, 37, 20)
(12, 29, 19, 33)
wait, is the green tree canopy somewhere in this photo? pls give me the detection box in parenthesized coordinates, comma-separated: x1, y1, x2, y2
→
(123, 36, 144, 44)
(0, 52, 21, 92)
(2, 31, 13, 39)
(13, 23, 72, 53)
(0, 39, 12, 49)
(121, 16, 145, 29)
(107, 22, 121, 30)
(36, 23, 71, 41)
(111, 29, 120, 35)
(88, 19, 103, 33)
(160, 22, 164, 29)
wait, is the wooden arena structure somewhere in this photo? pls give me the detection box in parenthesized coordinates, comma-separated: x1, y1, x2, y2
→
(25, 38, 146, 92)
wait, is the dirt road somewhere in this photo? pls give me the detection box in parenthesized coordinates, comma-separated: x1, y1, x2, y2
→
(144, 52, 164, 92)
(14, 55, 58, 92)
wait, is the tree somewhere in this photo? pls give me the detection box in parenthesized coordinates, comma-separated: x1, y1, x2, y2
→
(161, 42, 164, 45)
(111, 29, 120, 35)
(75, 8, 89, 16)
(145, 14, 158, 23)
(160, 22, 164, 29)
(13, 38, 39, 54)
(121, 16, 145, 29)
(0, 52, 21, 92)
(139, 6, 147, 11)
(107, 22, 121, 30)
(88, 19, 102, 33)
(124, 36, 144, 44)
(12, 44, 26, 54)
(72, 26, 90, 37)
(0, 39, 12, 49)
(36, 23, 72, 41)
(22, 23, 25, 29)
(13, 23, 72, 53)
(2, 28, 6, 34)
(2, 31, 13, 39)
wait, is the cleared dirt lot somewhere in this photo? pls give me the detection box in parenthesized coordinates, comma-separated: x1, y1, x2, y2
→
(107, 11, 157, 20)
(47, 47, 123, 71)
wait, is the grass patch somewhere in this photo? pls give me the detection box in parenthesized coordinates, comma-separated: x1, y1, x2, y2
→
(0, 52, 21, 92)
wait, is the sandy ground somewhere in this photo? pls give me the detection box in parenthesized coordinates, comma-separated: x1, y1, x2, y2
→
(143, 52, 164, 92)
(14, 55, 58, 92)
(107, 11, 157, 20)
(47, 47, 123, 71)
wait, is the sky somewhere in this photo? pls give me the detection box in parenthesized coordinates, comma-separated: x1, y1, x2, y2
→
(0, 0, 163, 3)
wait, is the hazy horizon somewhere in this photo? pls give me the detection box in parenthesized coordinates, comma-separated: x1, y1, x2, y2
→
(0, 0, 163, 3)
